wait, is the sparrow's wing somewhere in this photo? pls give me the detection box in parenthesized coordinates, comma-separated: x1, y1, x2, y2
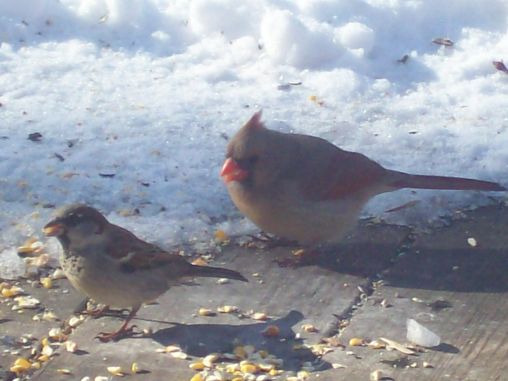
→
(104, 225, 191, 274)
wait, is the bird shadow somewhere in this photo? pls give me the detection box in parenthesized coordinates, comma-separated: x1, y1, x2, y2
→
(252, 206, 508, 293)
(148, 310, 330, 372)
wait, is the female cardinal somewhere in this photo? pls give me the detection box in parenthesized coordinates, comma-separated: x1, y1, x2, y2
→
(221, 111, 505, 245)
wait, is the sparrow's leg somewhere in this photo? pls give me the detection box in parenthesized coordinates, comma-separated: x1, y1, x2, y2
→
(95, 305, 141, 342)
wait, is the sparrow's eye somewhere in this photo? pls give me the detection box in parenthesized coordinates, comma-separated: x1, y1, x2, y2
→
(65, 212, 84, 227)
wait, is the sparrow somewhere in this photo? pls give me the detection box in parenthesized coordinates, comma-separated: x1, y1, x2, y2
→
(43, 204, 247, 342)
(221, 111, 505, 246)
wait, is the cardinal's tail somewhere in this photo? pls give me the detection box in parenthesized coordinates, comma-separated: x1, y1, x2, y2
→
(387, 170, 505, 191)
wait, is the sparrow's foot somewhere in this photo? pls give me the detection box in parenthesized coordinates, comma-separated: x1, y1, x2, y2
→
(95, 305, 141, 342)
(96, 324, 141, 342)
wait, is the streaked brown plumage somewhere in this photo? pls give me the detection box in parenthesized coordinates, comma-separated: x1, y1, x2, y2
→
(43, 204, 247, 342)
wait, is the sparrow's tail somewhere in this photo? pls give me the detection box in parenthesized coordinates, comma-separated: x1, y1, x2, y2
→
(189, 264, 248, 282)
(387, 170, 505, 191)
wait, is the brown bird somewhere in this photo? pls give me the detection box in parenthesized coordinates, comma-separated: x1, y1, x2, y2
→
(221, 111, 505, 246)
(43, 204, 247, 342)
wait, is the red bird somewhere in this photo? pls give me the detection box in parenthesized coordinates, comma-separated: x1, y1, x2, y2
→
(221, 111, 505, 245)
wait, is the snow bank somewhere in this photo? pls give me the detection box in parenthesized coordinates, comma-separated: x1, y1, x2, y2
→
(1, 0, 508, 274)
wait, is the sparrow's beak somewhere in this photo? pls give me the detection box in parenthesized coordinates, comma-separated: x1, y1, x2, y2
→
(220, 158, 248, 183)
(43, 220, 65, 237)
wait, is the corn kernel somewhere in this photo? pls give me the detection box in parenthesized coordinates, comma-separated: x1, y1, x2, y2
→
(301, 324, 319, 333)
(65, 341, 77, 353)
(214, 230, 228, 243)
(40, 277, 52, 289)
(269, 369, 282, 376)
(190, 374, 204, 381)
(240, 363, 258, 374)
(233, 346, 246, 359)
(10, 357, 31, 373)
(203, 353, 219, 367)
(217, 305, 238, 313)
(189, 361, 205, 371)
(2, 286, 23, 298)
(349, 337, 364, 346)
(191, 257, 208, 266)
(198, 308, 215, 317)
(107, 366, 125, 376)
(252, 312, 268, 321)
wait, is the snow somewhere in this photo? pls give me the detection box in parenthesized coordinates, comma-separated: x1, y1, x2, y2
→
(1, 0, 508, 276)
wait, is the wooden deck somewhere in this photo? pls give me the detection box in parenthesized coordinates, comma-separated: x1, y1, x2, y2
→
(1, 205, 507, 381)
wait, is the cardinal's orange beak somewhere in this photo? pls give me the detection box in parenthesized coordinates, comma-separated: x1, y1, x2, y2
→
(220, 158, 248, 183)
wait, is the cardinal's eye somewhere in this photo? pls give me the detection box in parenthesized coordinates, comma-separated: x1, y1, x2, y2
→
(237, 155, 259, 169)
(247, 155, 259, 165)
